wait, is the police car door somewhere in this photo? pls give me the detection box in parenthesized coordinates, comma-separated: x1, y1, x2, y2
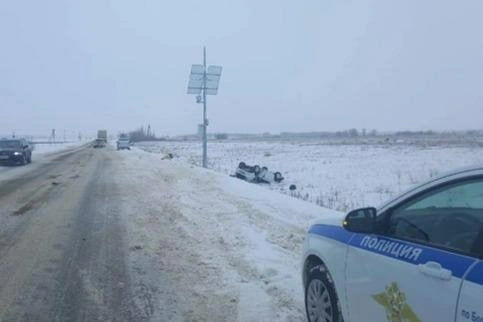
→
(345, 177, 483, 321)
(456, 233, 483, 322)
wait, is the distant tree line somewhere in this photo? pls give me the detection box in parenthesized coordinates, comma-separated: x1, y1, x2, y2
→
(214, 133, 228, 140)
(128, 125, 165, 142)
(280, 129, 379, 138)
(394, 130, 435, 136)
(279, 129, 483, 138)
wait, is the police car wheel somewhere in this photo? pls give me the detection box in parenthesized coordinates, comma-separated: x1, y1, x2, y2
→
(305, 265, 341, 322)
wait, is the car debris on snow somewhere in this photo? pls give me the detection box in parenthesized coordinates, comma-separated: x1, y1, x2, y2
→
(161, 153, 174, 160)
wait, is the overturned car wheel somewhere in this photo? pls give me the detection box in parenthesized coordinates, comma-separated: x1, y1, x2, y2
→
(274, 172, 283, 182)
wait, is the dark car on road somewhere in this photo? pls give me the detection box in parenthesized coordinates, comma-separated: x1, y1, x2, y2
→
(93, 139, 106, 148)
(0, 139, 33, 165)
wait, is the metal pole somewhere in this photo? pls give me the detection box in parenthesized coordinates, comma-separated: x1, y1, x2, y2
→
(202, 46, 208, 168)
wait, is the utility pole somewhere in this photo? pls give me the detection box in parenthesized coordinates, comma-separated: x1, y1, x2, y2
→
(187, 47, 222, 168)
(202, 47, 208, 168)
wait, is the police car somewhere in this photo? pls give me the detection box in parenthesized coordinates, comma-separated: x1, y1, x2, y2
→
(302, 166, 483, 322)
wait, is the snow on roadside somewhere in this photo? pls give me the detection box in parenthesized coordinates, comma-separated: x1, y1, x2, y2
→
(114, 148, 341, 321)
(32, 141, 85, 155)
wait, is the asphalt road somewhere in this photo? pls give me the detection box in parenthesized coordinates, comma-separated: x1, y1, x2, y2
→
(0, 146, 143, 321)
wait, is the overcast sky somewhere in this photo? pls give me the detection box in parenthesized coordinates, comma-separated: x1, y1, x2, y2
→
(1, 0, 482, 137)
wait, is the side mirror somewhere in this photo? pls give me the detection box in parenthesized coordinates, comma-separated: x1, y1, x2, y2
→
(343, 207, 377, 233)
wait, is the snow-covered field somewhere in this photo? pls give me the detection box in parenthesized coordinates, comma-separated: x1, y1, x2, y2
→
(32, 141, 86, 155)
(135, 139, 483, 211)
(115, 149, 339, 321)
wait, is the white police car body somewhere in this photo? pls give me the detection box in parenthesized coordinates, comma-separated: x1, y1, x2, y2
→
(302, 166, 483, 322)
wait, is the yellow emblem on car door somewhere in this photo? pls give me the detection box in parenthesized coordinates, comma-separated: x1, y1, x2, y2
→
(372, 282, 421, 322)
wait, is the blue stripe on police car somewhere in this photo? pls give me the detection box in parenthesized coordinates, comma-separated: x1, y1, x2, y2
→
(309, 224, 478, 282)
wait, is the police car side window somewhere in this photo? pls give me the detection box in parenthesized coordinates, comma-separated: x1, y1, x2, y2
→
(386, 178, 483, 257)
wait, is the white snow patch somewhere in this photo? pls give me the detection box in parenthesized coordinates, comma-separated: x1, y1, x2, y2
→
(32, 141, 85, 155)
(115, 148, 341, 321)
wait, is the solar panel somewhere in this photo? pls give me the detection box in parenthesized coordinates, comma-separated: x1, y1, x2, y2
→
(206, 79, 219, 90)
(187, 87, 202, 94)
(207, 65, 222, 76)
(190, 64, 204, 75)
(205, 88, 218, 95)
(187, 64, 222, 95)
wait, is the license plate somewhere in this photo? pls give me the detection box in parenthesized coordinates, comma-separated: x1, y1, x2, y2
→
(0, 155, 9, 160)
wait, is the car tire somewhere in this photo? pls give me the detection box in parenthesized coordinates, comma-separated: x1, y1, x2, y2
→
(21, 155, 27, 165)
(274, 172, 282, 182)
(305, 265, 342, 322)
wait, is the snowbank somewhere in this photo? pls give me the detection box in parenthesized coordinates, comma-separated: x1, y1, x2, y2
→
(115, 148, 342, 321)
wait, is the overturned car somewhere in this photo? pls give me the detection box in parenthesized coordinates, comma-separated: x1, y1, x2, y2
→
(235, 162, 284, 184)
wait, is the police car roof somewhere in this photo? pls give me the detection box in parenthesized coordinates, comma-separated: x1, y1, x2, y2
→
(433, 164, 483, 181)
